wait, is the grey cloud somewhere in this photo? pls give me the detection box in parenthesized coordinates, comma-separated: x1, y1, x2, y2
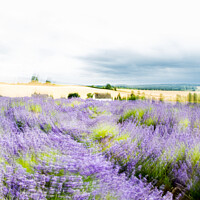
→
(81, 49, 200, 84)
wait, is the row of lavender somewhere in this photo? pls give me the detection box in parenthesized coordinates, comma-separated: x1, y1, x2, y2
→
(0, 97, 198, 199)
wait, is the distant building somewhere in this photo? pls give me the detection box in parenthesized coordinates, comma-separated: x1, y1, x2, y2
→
(93, 93, 113, 101)
(31, 93, 52, 98)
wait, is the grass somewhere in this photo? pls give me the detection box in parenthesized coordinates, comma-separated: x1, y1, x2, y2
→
(179, 118, 190, 130)
(188, 145, 200, 168)
(118, 108, 157, 128)
(15, 153, 38, 173)
(28, 104, 42, 113)
(15, 150, 60, 173)
(91, 124, 119, 142)
(118, 109, 146, 123)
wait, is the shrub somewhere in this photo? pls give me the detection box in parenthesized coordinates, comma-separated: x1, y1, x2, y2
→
(68, 93, 80, 99)
(87, 93, 94, 98)
(128, 91, 136, 101)
(46, 79, 51, 84)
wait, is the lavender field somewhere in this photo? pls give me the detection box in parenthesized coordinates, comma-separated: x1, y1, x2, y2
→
(1, 97, 200, 199)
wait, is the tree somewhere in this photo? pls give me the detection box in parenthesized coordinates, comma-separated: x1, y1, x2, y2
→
(198, 94, 200, 103)
(116, 93, 122, 100)
(188, 93, 193, 103)
(194, 93, 198, 104)
(31, 75, 39, 82)
(46, 79, 51, 84)
(105, 83, 112, 90)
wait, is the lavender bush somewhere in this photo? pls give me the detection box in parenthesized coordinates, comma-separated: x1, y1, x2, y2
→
(2, 96, 200, 199)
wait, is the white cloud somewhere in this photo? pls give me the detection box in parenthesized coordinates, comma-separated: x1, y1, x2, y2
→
(1, 0, 200, 84)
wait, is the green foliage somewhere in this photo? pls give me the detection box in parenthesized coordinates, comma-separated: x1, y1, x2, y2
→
(127, 91, 146, 101)
(46, 79, 51, 84)
(68, 93, 80, 99)
(38, 150, 59, 164)
(188, 146, 200, 168)
(143, 117, 157, 127)
(11, 101, 25, 108)
(55, 101, 61, 105)
(187, 93, 199, 104)
(15, 150, 62, 175)
(31, 75, 39, 82)
(115, 93, 122, 100)
(87, 93, 94, 98)
(16, 153, 38, 173)
(16, 120, 25, 131)
(159, 93, 164, 102)
(66, 100, 82, 108)
(176, 94, 182, 103)
(179, 118, 190, 130)
(115, 134, 130, 142)
(188, 93, 193, 103)
(28, 104, 42, 113)
(105, 83, 112, 90)
(40, 123, 52, 133)
(140, 95, 146, 100)
(88, 106, 111, 119)
(113, 87, 117, 91)
(89, 106, 98, 113)
(89, 84, 117, 91)
(136, 158, 172, 191)
(91, 124, 118, 142)
(135, 145, 187, 192)
(128, 91, 136, 101)
(194, 93, 198, 103)
(189, 179, 200, 200)
(135, 144, 187, 193)
(119, 109, 146, 123)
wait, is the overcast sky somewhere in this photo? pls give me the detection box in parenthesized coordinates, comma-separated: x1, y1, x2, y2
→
(1, 0, 200, 85)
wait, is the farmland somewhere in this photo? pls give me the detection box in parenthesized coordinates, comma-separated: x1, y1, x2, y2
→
(1, 83, 200, 102)
(0, 83, 129, 100)
(1, 96, 200, 199)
